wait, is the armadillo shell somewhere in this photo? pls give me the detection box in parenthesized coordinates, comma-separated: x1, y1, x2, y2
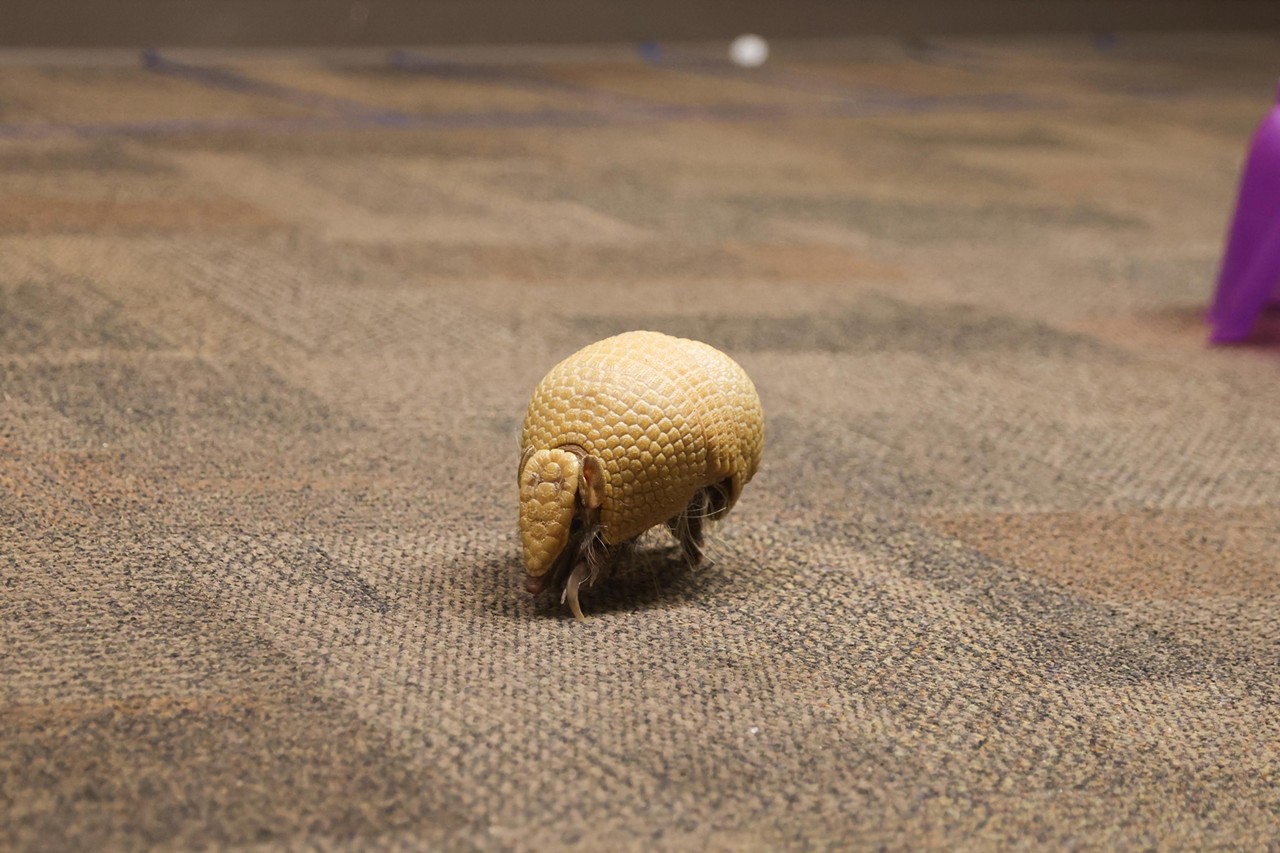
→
(520, 330, 763, 545)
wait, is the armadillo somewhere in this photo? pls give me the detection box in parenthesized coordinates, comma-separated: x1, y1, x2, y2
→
(518, 330, 764, 618)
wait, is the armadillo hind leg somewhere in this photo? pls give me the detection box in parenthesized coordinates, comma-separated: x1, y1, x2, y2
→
(667, 488, 712, 567)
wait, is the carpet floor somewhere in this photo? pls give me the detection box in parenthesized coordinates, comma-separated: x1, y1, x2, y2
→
(2, 33, 1280, 851)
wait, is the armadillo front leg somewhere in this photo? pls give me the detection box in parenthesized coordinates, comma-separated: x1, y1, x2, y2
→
(561, 529, 615, 620)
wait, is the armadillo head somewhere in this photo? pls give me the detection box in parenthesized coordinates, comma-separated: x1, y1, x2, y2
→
(517, 445, 583, 591)
(518, 447, 608, 596)
(518, 447, 584, 591)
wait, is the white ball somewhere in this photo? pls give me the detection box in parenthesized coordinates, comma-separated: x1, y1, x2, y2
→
(729, 34, 769, 68)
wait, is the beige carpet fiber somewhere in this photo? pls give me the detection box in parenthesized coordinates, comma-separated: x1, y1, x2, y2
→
(3, 33, 1280, 851)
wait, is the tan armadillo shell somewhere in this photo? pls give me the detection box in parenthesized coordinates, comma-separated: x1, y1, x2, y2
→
(521, 331, 763, 545)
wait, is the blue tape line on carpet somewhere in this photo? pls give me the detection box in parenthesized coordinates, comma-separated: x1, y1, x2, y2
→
(638, 42, 960, 108)
(0, 54, 1061, 141)
(142, 48, 414, 124)
(387, 49, 669, 111)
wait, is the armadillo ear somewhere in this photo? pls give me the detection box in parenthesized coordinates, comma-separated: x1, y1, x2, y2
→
(519, 448, 582, 582)
(579, 453, 606, 512)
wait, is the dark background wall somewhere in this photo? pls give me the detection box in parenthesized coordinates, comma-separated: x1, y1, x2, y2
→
(6, 0, 1280, 48)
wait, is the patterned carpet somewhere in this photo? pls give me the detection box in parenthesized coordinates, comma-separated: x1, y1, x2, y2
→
(2, 33, 1279, 851)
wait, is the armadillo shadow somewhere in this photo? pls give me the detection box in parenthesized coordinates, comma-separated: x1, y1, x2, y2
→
(470, 546, 702, 622)
(567, 549, 702, 619)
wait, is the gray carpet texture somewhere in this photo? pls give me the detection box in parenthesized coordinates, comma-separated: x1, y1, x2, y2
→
(2, 34, 1280, 852)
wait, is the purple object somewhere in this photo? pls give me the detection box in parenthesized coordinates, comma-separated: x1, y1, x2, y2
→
(1209, 81, 1280, 343)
